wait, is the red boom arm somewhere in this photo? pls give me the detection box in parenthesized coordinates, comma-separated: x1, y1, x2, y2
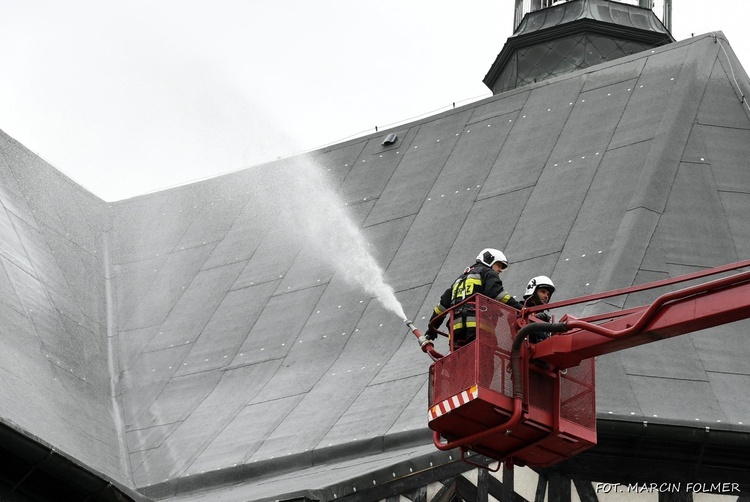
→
(531, 260, 750, 369)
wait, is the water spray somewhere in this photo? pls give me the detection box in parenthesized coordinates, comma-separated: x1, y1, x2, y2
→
(271, 158, 444, 360)
(274, 158, 414, 320)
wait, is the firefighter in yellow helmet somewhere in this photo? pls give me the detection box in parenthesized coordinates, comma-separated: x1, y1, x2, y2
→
(424, 248, 522, 349)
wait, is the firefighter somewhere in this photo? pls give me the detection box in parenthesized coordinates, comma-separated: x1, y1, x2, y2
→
(522, 275, 556, 343)
(422, 248, 522, 349)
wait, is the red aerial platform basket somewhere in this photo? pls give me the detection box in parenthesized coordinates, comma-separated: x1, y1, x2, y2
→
(407, 259, 750, 470)
(426, 296, 596, 468)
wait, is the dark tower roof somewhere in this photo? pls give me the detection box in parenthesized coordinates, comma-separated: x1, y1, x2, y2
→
(485, 0, 674, 94)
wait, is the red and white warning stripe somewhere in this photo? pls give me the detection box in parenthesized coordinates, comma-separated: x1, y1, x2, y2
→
(429, 386, 478, 421)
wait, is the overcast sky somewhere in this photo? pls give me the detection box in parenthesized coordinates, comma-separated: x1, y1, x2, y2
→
(1, 1, 747, 201)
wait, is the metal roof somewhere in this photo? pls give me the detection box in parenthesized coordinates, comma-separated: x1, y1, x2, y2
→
(0, 30, 749, 501)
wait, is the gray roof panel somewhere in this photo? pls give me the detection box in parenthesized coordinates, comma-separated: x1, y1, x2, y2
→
(142, 261, 246, 352)
(595, 353, 642, 417)
(174, 197, 246, 251)
(581, 55, 646, 92)
(173, 283, 278, 377)
(338, 128, 415, 205)
(692, 322, 750, 375)
(320, 374, 426, 448)
(467, 88, 528, 125)
(478, 79, 583, 199)
(0, 145, 36, 223)
(609, 55, 685, 150)
(699, 51, 750, 128)
(232, 230, 301, 290)
(618, 335, 709, 382)
(721, 192, 750, 257)
(700, 124, 750, 193)
(660, 162, 738, 267)
(363, 109, 474, 227)
(184, 393, 304, 476)
(122, 344, 196, 428)
(249, 284, 371, 403)
(233, 284, 325, 367)
(0, 210, 35, 275)
(121, 245, 217, 331)
(706, 372, 750, 426)
(131, 361, 282, 486)
(628, 374, 728, 424)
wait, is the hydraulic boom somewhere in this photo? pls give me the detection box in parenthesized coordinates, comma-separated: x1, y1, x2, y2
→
(531, 259, 750, 369)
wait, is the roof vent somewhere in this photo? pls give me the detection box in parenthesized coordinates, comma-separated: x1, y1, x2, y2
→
(381, 133, 398, 146)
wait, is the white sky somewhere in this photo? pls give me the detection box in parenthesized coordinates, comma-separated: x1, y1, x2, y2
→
(1, 1, 746, 201)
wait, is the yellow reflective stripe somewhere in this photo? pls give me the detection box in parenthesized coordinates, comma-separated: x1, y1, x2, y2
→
(453, 320, 477, 330)
(434, 304, 446, 315)
(451, 281, 465, 299)
(499, 293, 513, 304)
(465, 277, 481, 294)
(452, 276, 482, 300)
(478, 321, 494, 333)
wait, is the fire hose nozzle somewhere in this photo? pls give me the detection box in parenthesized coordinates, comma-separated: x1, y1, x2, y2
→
(405, 319, 444, 360)
(405, 320, 425, 339)
(405, 319, 433, 350)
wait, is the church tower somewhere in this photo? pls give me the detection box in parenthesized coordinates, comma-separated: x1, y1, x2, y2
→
(484, 0, 674, 94)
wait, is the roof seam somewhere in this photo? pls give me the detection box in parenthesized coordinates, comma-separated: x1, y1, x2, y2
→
(625, 373, 709, 382)
(695, 120, 750, 131)
(393, 282, 434, 295)
(705, 369, 750, 377)
(365, 372, 426, 389)
(475, 183, 535, 203)
(718, 188, 750, 195)
(605, 137, 651, 152)
(625, 205, 661, 215)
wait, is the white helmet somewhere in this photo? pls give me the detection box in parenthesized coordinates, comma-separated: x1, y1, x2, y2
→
(476, 248, 509, 270)
(524, 276, 555, 299)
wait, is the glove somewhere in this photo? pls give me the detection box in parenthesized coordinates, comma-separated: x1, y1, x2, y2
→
(419, 330, 437, 348)
(536, 312, 551, 323)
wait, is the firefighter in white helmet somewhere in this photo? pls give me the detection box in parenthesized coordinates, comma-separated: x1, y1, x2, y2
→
(523, 275, 556, 343)
(424, 248, 522, 349)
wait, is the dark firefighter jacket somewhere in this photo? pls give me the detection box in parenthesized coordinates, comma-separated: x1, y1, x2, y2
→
(523, 295, 552, 343)
(429, 262, 522, 336)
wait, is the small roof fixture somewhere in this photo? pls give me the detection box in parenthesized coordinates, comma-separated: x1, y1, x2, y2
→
(381, 133, 398, 146)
